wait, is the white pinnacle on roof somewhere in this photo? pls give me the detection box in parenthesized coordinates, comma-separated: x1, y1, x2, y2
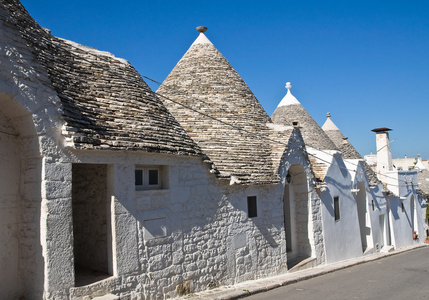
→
(277, 82, 300, 107)
(191, 26, 213, 46)
(322, 112, 340, 131)
(415, 154, 427, 170)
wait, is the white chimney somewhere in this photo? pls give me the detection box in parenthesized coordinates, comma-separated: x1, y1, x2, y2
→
(372, 127, 393, 181)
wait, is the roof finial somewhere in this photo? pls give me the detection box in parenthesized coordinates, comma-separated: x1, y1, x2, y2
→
(285, 82, 292, 91)
(196, 26, 207, 33)
(327, 112, 331, 118)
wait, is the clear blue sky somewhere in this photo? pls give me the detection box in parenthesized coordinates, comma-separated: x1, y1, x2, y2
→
(21, 0, 429, 159)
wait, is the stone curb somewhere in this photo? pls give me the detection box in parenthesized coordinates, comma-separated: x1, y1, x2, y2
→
(181, 244, 427, 300)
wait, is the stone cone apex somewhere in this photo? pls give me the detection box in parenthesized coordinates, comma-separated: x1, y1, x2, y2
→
(322, 112, 340, 131)
(192, 26, 213, 46)
(271, 83, 338, 151)
(415, 154, 427, 170)
(322, 112, 362, 159)
(277, 82, 300, 107)
(156, 27, 277, 184)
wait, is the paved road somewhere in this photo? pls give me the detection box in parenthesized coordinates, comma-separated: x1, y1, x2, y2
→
(245, 247, 429, 300)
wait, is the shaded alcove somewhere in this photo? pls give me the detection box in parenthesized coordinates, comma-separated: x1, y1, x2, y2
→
(72, 163, 113, 286)
(410, 195, 418, 238)
(0, 93, 43, 299)
(283, 164, 312, 265)
(356, 182, 372, 252)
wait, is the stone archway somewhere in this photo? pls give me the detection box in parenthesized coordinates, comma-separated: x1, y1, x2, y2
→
(0, 94, 43, 299)
(283, 164, 312, 263)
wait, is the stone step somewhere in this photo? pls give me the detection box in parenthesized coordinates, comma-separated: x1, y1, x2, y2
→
(93, 294, 119, 300)
(288, 256, 317, 273)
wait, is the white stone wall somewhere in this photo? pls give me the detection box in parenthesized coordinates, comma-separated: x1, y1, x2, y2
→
(62, 151, 290, 299)
(0, 110, 22, 299)
(0, 14, 71, 299)
(348, 160, 390, 252)
(317, 153, 363, 264)
(388, 171, 425, 249)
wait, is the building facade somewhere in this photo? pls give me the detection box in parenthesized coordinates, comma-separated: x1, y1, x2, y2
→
(0, 1, 427, 299)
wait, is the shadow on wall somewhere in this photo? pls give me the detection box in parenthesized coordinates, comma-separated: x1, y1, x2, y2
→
(390, 196, 413, 225)
(368, 185, 382, 211)
(0, 94, 44, 299)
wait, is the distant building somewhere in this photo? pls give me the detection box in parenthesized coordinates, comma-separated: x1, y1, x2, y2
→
(393, 156, 417, 170)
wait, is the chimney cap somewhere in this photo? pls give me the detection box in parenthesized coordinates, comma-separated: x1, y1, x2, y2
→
(371, 127, 392, 133)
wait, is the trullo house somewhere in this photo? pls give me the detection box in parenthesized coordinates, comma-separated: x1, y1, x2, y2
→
(0, 1, 320, 299)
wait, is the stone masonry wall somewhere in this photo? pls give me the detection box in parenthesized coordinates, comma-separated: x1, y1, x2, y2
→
(1, 5, 72, 299)
(65, 151, 288, 300)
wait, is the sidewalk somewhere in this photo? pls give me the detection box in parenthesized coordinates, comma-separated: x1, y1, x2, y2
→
(180, 244, 427, 300)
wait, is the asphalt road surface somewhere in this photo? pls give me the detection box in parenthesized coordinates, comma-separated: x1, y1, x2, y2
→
(245, 246, 429, 300)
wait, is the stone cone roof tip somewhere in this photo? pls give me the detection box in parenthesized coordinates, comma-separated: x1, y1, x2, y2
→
(321, 112, 340, 131)
(157, 27, 282, 184)
(277, 82, 300, 107)
(415, 155, 427, 170)
(192, 26, 212, 46)
(271, 83, 338, 151)
(321, 112, 361, 159)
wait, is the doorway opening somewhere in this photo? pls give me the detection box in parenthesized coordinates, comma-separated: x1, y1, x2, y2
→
(72, 163, 113, 286)
(379, 214, 386, 248)
(283, 164, 312, 267)
(356, 182, 372, 252)
(411, 195, 418, 239)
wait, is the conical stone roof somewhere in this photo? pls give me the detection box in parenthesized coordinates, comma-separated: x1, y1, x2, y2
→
(322, 112, 361, 159)
(271, 83, 338, 151)
(157, 27, 280, 184)
(322, 112, 381, 185)
(1, 0, 202, 155)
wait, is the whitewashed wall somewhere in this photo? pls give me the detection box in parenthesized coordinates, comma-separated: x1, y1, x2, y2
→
(0, 12, 65, 300)
(347, 160, 390, 252)
(0, 109, 22, 299)
(315, 151, 363, 264)
(388, 171, 424, 249)
(63, 151, 292, 299)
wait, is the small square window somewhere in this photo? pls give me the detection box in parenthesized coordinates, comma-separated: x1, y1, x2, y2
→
(148, 169, 159, 186)
(334, 196, 340, 221)
(135, 169, 143, 186)
(135, 166, 166, 191)
(247, 196, 257, 218)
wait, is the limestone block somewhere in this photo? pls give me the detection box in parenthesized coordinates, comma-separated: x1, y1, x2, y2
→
(43, 162, 72, 181)
(114, 213, 139, 275)
(43, 180, 72, 200)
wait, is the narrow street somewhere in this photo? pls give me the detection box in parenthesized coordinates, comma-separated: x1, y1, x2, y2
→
(245, 246, 429, 300)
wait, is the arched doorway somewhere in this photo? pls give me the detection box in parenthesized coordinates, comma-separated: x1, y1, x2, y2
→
(356, 182, 372, 252)
(283, 164, 312, 264)
(0, 94, 42, 299)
